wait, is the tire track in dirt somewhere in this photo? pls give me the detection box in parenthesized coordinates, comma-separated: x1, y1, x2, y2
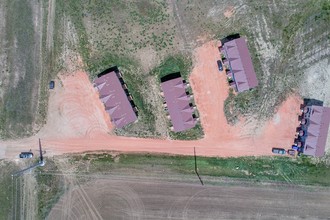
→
(71, 188, 97, 219)
(48, 178, 146, 220)
(61, 177, 73, 219)
(88, 180, 145, 219)
(170, 0, 191, 51)
(48, 175, 330, 219)
(182, 188, 208, 219)
(38, 72, 112, 139)
(46, 0, 55, 51)
(75, 180, 103, 220)
(49, 172, 103, 219)
(23, 174, 37, 220)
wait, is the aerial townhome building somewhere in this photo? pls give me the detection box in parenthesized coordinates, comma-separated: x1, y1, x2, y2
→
(296, 105, 330, 157)
(220, 37, 259, 93)
(94, 68, 138, 128)
(160, 73, 198, 132)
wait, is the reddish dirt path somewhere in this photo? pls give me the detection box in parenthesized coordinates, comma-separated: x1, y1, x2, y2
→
(38, 72, 113, 139)
(190, 41, 241, 140)
(0, 41, 302, 159)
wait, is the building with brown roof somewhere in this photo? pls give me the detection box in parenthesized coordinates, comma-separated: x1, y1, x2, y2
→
(296, 105, 330, 157)
(220, 37, 259, 92)
(94, 68, 138, 128)
(160, 73, 197, 132)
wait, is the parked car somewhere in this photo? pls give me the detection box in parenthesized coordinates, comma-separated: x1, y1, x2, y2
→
(291, 145, 299, 150)
(19, 152, 33, 159)
(217, 60, 223, 71)
(49, 80, 55, 89)
(287, 149, 296, 156)
(272, 148, 286, 155)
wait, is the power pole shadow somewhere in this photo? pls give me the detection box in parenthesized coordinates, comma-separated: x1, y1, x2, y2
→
(194, 147, 204, 186)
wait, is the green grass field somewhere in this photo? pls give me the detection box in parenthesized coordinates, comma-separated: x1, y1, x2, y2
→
(75, 153, 330, 186)
(150, 55, 192, 80)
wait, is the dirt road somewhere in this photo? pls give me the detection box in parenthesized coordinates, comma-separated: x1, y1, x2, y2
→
(47, 174, 330, 220)
(0, 41, 302, 159)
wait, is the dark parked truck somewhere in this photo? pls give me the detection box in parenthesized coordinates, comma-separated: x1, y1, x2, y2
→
(217, 60, 223, 71)
(49, 80, 55, 89)
(19, 152, 33, 158)
(272, 148, 286, 155)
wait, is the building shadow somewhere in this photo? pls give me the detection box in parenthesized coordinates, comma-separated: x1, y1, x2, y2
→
(303, 98, 323, 107)
(160, 72, 181, 83)
(97, 66, 119, 78)
(220, 33, 241, 45)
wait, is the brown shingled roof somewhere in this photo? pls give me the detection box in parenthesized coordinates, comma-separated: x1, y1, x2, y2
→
(303, 105, 330, 157)
(160, 76, 196, 132)
(94, 70, 137, 128)
(223, 37, 258, 92)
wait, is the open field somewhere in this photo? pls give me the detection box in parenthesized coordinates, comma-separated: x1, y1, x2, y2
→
(35, 160, 64, 219)
(46, 172, 330, 220)
(0, 160, 40, 220)
(0, 0, 64, 139)
(0, 41, 305, 160)
(2, 153, 330, 219)
(0, 1, 329, 219)
(0, 0, 44, 138)
(219, 0, 330, 123)
(1, 40, 328, 220)
(0, 159, 64, 220)
(0, 161, 17, 220)
(0, 0, 329, 141)
(4, 0, 326, 140)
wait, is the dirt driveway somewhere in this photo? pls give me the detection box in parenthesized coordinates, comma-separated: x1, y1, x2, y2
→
(0, 41, 302, 159)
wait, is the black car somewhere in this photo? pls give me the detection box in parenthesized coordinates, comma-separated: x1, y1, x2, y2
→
(49, 80, 55, 89)
(217, 60, 223, 71)
(272, 148, 286, 155)
(19, 152, 33, 159)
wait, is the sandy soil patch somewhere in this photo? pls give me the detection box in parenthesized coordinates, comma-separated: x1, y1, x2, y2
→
(1, 40, 302, 159)
(224, 6, 235, 18)
(38, 71, 113, 139)
(134, 46, 159, 72)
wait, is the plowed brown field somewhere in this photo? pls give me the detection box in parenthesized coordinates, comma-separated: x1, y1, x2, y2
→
(47, 175, 330, 220)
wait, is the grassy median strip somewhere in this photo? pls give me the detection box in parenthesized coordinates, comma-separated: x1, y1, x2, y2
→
(79, 153, 330, 186)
